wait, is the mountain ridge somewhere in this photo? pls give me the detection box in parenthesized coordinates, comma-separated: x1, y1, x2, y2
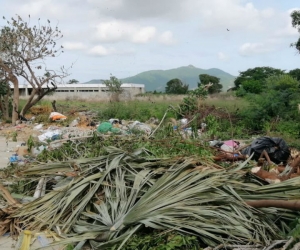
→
(84, 65, 236, 91)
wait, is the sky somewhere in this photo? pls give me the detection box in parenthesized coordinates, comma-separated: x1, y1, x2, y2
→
(1, 0, 300, 83)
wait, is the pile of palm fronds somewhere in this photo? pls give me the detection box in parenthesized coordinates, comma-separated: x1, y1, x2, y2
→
(1, 146, 300, 249)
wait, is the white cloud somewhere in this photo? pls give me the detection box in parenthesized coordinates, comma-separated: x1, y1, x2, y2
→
(274, 9, 300, 37)
(87, 0, 189, 20)
(218, 52, 229, 61)
(158, 31, 176, 45)
(88, 45, 117, 56)
(132, 26, 156, 44)
(197, 1, 276, 33)
(239, 42, 276, 56)
(275, 25, 299, 37)
(88, 45, 134, 57)
(93, 20, 156, 44)
(93, 21, 132, 43)
(13, 0, 84, 20)
(63, 42, 87, 50)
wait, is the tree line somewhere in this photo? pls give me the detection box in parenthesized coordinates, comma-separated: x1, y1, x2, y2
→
(165, 74, 223, 95)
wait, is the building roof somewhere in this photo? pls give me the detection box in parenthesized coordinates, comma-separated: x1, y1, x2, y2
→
(12, 83, 145, 89)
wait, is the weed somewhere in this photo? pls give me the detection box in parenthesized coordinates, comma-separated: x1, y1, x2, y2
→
(116, 230, 201, 250)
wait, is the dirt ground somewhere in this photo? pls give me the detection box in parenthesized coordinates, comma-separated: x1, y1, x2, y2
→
(0, 123, 35, 169)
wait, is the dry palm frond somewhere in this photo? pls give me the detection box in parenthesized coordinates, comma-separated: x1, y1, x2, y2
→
(5, 147, 300, 249)
(55, 160, 281, 248)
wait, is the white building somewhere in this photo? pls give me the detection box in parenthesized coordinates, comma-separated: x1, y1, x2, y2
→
(15, 83, 145, 100)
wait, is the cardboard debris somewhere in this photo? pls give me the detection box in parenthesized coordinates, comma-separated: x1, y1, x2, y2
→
(15, 146, 29, 156)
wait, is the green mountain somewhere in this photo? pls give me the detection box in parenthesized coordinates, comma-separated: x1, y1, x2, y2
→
(121, 65, 236, 92)
(83, 65, 236, 91)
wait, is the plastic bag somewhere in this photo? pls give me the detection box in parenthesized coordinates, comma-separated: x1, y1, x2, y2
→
(241, 136, 290, 164)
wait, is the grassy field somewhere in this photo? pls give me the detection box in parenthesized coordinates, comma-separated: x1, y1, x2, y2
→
(19, 92, 300, 148)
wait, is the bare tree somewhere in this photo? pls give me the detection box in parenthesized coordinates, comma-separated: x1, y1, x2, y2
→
(0, 15, 69, 124)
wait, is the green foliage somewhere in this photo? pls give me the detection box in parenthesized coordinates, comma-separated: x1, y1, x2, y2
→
(241, 79, 263, 94)
(291, 10, 300, 53)
(190, 86, 208, 99)
(0, 79, 9, 96)
(165, 78, 189, 94)
(178, 96, 198, 116)
(234, 67, 285, 89)
(274, 121, 300, 139)
(198, 74, 222, 94)
(103, 75, 123, 93)
(121, 65, 235, 92)
(265, 74, 299, 91)
(289, 68, 300, 81)
(11, 131, 17, 142)
(118, 231, 200, 250)
(235, 85, 247, 97)
(205, 114, 220, 139)
(178, 87, 208, 117)
(97, 101, 173, 122)
(27, 135, 35, 152)
(237, 74, 300, 131)
(67, 79, 79, 84)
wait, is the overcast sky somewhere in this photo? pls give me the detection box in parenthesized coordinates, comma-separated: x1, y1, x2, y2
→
(1, 0, 300, 83)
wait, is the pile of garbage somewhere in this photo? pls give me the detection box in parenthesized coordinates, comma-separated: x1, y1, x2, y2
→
(2, 109, 300, 249)
(211, 136, 300, 184)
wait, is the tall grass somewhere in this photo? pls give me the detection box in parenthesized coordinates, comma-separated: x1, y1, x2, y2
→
(204, 93, 249, 112)
(21, 97, 182, 122)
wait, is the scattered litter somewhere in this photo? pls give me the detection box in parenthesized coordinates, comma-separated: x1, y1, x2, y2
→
(49, 112, 67, 121)
(15, 146, 29, 156)
(221, 140, 240, 152)
(109, 118, 122, 125)
(128, 121, 152, 135)
(180, 118, 188, 126)
(241, 136, 290, 164)
(37, 234, 50, 247)
(38, 130, 62, 143)
(9, 154, 19, 163)
(33, 124, 44, 130)
(69, 118, 80, 127)
(97, 122, 120, 134)
(32, 145, 48, 156)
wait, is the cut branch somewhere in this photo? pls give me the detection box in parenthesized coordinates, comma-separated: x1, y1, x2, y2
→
(246, 200, 300, 210)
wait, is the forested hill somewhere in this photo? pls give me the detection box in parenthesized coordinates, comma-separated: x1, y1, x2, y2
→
(120, 65, 236, 91)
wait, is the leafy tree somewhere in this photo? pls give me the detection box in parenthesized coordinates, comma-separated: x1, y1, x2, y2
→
(0, 15, 69, 124)
(241, 79, 263, 94)
(289, 68, 300, 81)
(238, 74, 300, 131)
(266, 74, 299, 92)
(67, 79, 79, 84)
(198, 74, 222, 94)
(103, 75, 123, 101)
(291, 10, 300, 53)
(165, 78, 189, 94)
(234, 67, 285, 90)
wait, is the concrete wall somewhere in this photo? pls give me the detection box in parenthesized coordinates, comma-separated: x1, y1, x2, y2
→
(15, 83, 145, 101)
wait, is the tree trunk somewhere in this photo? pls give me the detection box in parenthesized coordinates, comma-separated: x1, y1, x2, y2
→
(3, 87, 11, 120)
(19, 89, 37, 117)
(20, 87, 56, 116)
(0, 60, 19, 125)
(0, 94, 10, 120)
(246, 200, 300, 210)
(10, 75, 19, 125)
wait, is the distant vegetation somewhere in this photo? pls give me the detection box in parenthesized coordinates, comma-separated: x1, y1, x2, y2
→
(121, 65, 235, 92)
